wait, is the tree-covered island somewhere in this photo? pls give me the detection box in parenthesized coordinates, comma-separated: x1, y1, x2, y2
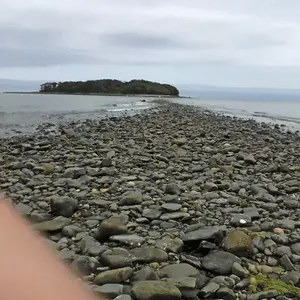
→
(39, 79, 179, 96)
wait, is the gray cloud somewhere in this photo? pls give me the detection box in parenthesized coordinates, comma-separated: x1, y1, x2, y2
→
(0, 0, 300, 88)
(103, 32, 180, 49)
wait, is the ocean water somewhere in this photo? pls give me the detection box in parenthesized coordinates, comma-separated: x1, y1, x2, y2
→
(0, 93, 154, 136)
(174, 88, 300, 132)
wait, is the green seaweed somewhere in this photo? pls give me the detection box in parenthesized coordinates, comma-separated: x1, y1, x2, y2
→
(251, 274, 300, 296)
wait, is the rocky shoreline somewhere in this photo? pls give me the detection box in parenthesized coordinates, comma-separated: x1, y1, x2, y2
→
(1, 101, 300, 300)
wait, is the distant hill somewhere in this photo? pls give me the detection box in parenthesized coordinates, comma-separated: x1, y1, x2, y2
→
(0, 79, 42, 92)
(39, 79, 179, 96)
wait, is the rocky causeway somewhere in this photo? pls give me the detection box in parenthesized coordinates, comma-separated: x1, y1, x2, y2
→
(1, 101, 300, 300)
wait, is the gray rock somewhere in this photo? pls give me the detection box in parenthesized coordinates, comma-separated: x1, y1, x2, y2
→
(182, 226, 227, 244)
(247, 290, 278, 300)
(132, 281, 181, 300)
(16, 203, 32, 216)
(210, 276, 235, 288)
(131, 266, 160, 285)
(79, 235, 107, 256)
(161, 203, 182, 212)
(276, 219, 296, 230)
(158, 263, 200, 278)
(142, 208, 162, 220)
(62, 225, 84, 237)
(203, 182, 218, 192)
(280, 254, 297, 271)
(199, 282, 220, 298)
(165, 183, 180, 195)
(120, 190, 143, 205)
(276, 246, 292, 257)
(281, 270, 300, 285)
(70, 256, 99, 276)
(113, 296, 132, 300)
(93, 284, 124, 299)
(230, 214, 252, 227)
(50, 196, 78, 217)
(291, 243, 300, 255)
(202, 250, 241, 275)
(215, 287, 236, 300)
(160, 212, 190, 221)
(130, 247, 168, 263)
(94, 267, 133, 285)
(33, 216, 71, 232)
(165, 277, 199, 299)
(232, 262, 249, 277)
(96, 216, 128, 241)
(109, 234, 145, 247)
(101, 248, 134, 268)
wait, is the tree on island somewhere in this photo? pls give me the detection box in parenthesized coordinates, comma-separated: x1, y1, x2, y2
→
(39, 79, 179, 96)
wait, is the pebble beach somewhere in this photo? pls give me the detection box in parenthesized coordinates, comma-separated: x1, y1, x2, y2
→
(1, 100, 300, 300)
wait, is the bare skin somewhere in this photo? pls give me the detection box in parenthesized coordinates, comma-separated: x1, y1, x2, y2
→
(0, 196, 105, 300)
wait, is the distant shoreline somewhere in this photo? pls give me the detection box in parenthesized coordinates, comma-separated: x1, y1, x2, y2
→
(3, 91, 191, 99)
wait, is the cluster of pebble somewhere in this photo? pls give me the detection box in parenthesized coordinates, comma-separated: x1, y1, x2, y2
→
(0, 102, 300, 300)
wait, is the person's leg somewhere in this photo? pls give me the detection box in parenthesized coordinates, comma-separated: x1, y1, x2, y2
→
(0, 197, 103, 300)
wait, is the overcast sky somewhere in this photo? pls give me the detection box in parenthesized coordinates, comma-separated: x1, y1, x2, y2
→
(1, 0, 300, 88)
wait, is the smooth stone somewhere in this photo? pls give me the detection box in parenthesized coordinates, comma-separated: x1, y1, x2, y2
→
(202, 250, 241, 275)
(120, 190, 143, 205)
(158, 263, 200, 278)
(161, 203, 182, 212)
(132, 281, 181, 300)
(156, 237, 184, 254)
(109, 234, 146, 247)
(142, 209, 162, 220)
(33, 216, 71, 232)
(94, 267, 133, 285)
(130, 247, 168, 263)
(160, 212, 190, 221)
(93, 284, 124, 299)
(182, 226, 227, 244)
(101, 248, 134, 268)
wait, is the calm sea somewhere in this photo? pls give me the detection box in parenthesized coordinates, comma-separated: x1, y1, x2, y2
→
(0, 93, 154, 136)
(0, 90, 300, 136)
